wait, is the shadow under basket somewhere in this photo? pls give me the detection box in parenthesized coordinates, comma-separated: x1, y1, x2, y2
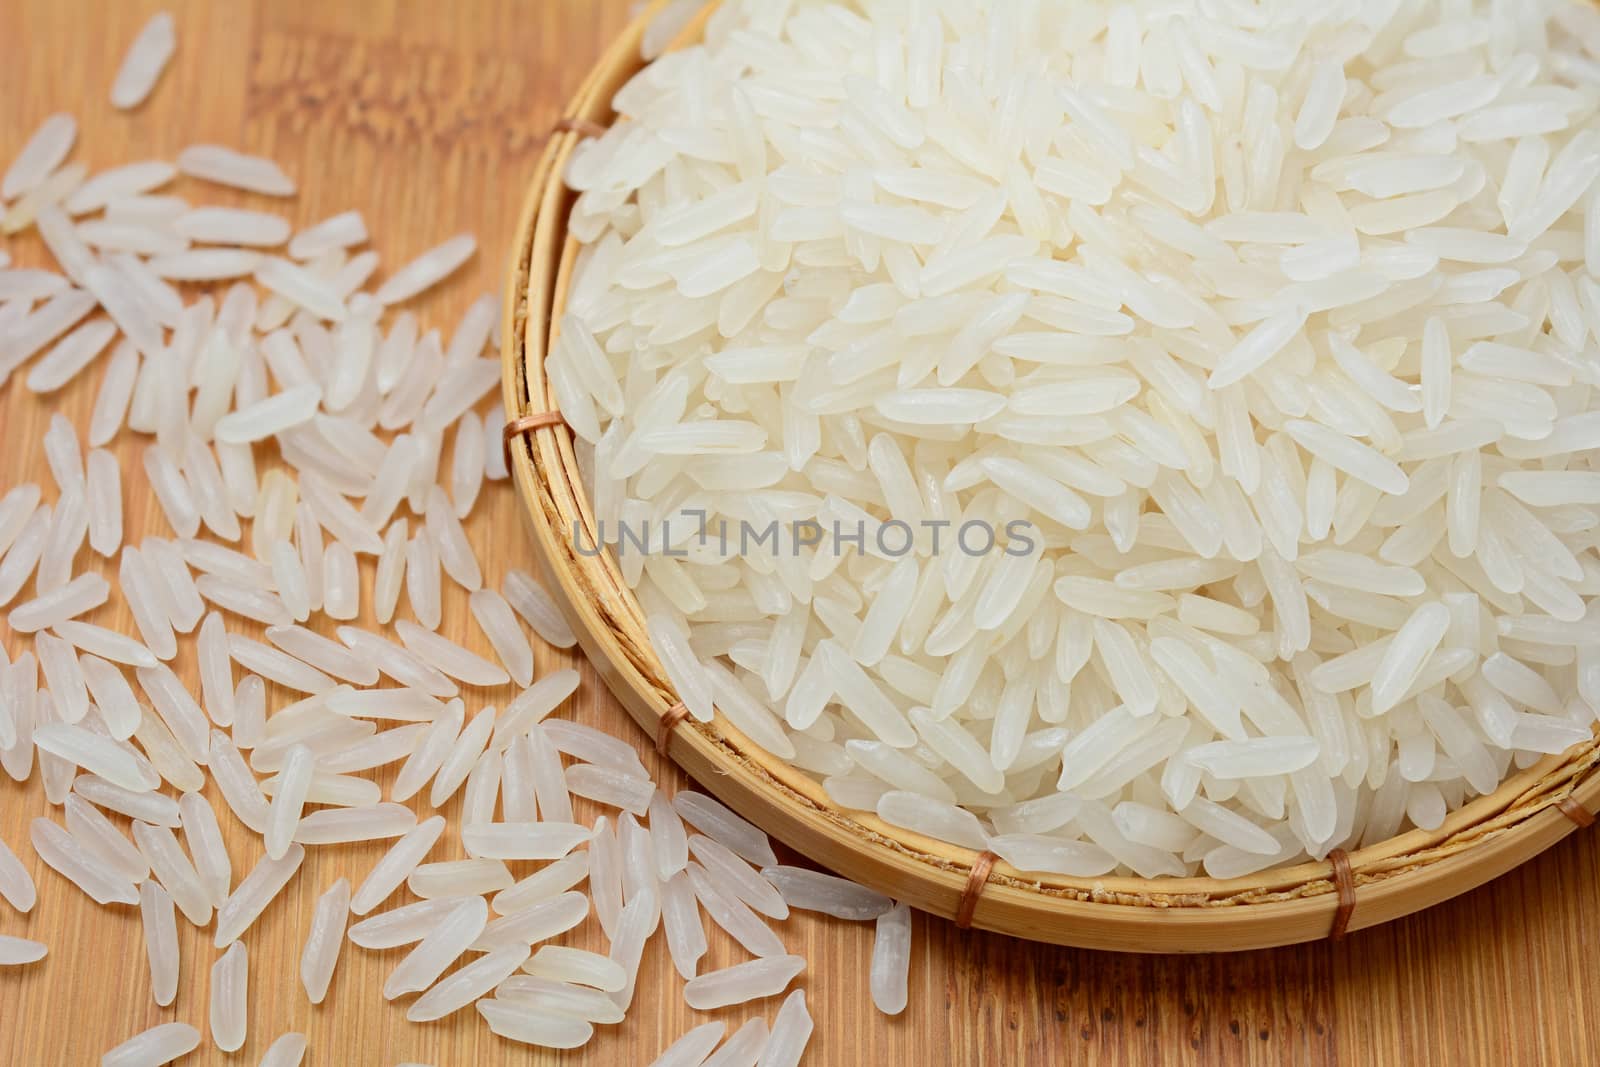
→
(498, 0, 1600, 952)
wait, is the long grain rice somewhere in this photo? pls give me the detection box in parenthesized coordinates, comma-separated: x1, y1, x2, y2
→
(110, 13, 177, 109)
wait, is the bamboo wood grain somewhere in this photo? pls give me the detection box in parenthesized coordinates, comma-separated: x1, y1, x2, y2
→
(1, 2, 1598, 1066)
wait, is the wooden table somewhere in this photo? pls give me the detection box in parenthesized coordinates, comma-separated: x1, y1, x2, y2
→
(1, 2, 1597, 1064)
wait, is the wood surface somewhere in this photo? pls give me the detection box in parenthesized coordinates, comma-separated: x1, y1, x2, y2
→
(0, 1, 1597, 1065)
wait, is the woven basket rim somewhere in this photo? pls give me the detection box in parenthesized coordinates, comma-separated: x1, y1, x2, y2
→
(499, 0, 1600, 951)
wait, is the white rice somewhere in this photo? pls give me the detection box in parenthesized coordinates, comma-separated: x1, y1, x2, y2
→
(0, 288, 96, 382)
(256, 256, 347, 322)
(476, 895, 584, 955)
(498, 974, 623, 1023)
(424, 485, 483, 590)
(444, 292, 497, 367)
(502, 569, 577, 649)
(391, 698, 464, 802)
(0, 511, 47, 604)
(685, 861, 784, 959)
(64, 794, 149, 884)
(524, 945, 626, 992)
(177, 144, 295, 196)
(337, 625, 456, 697)
(300, 877, 351, 1004)
(77, 219, 186, 259)
(27, 318, 117, 393)
(232, 676, 267, 749)
(260, 1033, 310, 1067)
(176, 206, 290, 247)
(110, 12, 177, 110)
(36, 716, 153, 793)
(606, 890, 657, 1011)
(462, 822, 590, 862)
(483, 406, 509, 481)
(293, 802, 414, 845)
(528, 0, 1600, 887)
(36, 489, 87, 592)
(404, 527, 442, 630)
(34, 633, 88, 726)
(492, 853, 590, 918)
(461, 752, 503, 827)
(703, 1018, 770, 1067)
(100, 1023, 201, 1067)
(659, 870, 707, 981)
(0, 830, 37, 912)
(367, 519, 406, 625)
(65, 161, 174, 214)
(0, 269, 66, 301)
(138, 880, 179, 1007)
(178, 791, 232, 906)
(8, 572, 109, 632)
(688, 835, 787, 920)
(417, 357, 498, 435)
(214, 843, 304, 947)
(761, 865, 891, 922)
(149, 247, 264, 281)
(121, 549, 179, 659)
(134, 664, 209, 765)
(0, 484, 41, 560)
(407, 945, 531, 1023)
(652, 1023, 727, 1067)
(30, 817, 138, 906)
(263, 767, 378, 807)
(321, 540, 359, 620)
(289, 210, 367, 260)
(3, 159, 86, 234)
(292, 500, 325, 611)
(567, 762, 654, 815)
(762, 989, 814, 1067)
(395, 620, 507, 687)
(215, 384, 320, 444)
(210, 940, 249, 1053)
(134, 708, 205, 793)
(451, 412, 486, 517)
(870, 902, 911, 1016)
(55, 619, 156, 668)
(299, 470, 383, 554)
(347, 896, 459, 949)
(2, 113, 76, 201)
(476, 998, 593, 1049)
(427, 706, 495, 807)
(227, 634, 332, 691)
(374, 234, 476, 305)
(207, 729, 270, 832)
(265, 624, 377, 685)
(195, 611, 236, 728)
(684, 955, 806, 1011)
(85, 449, 123, 555)
(381, 894, 488, 999)
(132, 821, 212, 926)
(672, 791, 777, 868)
(538, 722, 644, 780)
(141, 445, 200, 538)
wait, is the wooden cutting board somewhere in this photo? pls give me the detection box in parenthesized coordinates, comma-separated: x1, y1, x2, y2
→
(0, 1, 1597, 1063)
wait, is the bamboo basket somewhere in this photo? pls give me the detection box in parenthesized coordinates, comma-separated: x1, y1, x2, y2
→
(500, 1, 1600, 953)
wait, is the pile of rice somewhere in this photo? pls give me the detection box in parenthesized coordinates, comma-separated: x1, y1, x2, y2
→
(0, 7, 902, 1065)
(555, 0, 1600, 879)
